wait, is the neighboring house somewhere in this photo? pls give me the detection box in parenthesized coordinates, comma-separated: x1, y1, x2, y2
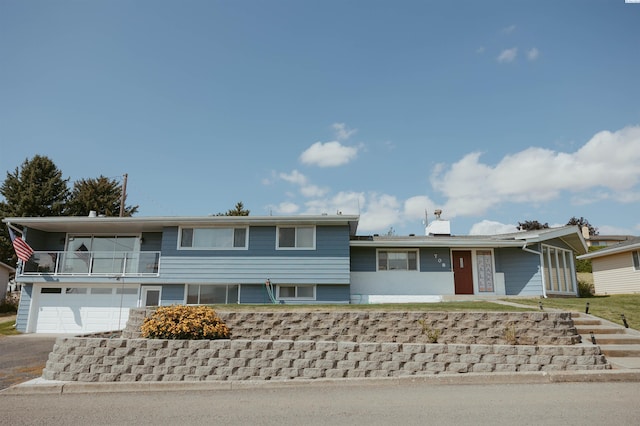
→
(1, 261, 16, 294)
(577, 237, 640, 295)
(3, 215, 587, 334)
(351, 223, 587, 303)
(581, 226, 635, 248)
(3, 215, 358, 333)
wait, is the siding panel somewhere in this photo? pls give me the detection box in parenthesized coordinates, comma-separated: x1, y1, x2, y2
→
(159, 256, 351, 284)
(15, 284, 32, 332)
(592, 252, 640, 294)
(494, 247, 543, 296)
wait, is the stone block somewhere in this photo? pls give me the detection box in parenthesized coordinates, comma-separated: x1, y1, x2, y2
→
(529, 355, 552, 365)
(292, 341, 315, 351)
(447, 362, 471, 373)
(336, 360, 358, 370)
(229, 358, 247, 368)
(90, 365, 112, 374)
(347, 352, 369, 361)
(423, 344, 446, 354)
(94, 347, 115, 357)
(575, 356, 597, 366)
(337, 342, 358, 352)
(448, 344, 470, 355)
(494, 364, 518, 372)
(324, 368, 347, 378)
(247, 358, 272, 368)
(140, 374, 162, 381)
(401, 344, 425, 354)
(324, 351, 346, 361)
(208, 358, 228, 367)
(114, 347, 137, 357)
(278, 368, 302, 378)
(131, 365, 154, 375)
(413, 353, 436, 363)
(173, 365, 195, 375)
(471, 363, 495, 373)
(272, 341, 293, 351)
(292, 359, 313, 369)
(316, 341, 338, 351)
(58, 372, 79, 381)
(107, 339, 127, 348)
(470, 345, 493, 355)
(519, 364, 541, 372)
(481, 354, 506, 364)
(516, 346, 537, 356)
(164, 357, 188, 367)
(195, 366, 215, 376)
(551, 356, 575, 366)
(303, 368, 323, 379)
(346, 370, 367, 378)
(314, 359, 337, 369)
(163, 374, 186, 381)
(281, 350, 303, 360)
(218, 349, 239, 358)
(436, 353, 460, 363)
(505, 355, 530, 365)
(167, 340, 187, 349)
(494, 345, 517, 355)
(103, 356, 125, 365)
(156, 348, 178, 358)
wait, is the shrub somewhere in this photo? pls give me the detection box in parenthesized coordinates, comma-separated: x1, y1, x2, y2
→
(141, 305, 231, 340)
(0, 294, 19, 314)
(417, 318, 441, 343)
(578, 280, 595, 298)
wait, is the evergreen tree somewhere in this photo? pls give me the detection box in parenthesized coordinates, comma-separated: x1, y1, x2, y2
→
(216, 201, 250, 216)
(66, 175, 138, 217)
(0, 155, 70, 263)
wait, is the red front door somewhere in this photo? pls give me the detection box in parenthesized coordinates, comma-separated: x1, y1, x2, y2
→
(452, 250, 474, 294)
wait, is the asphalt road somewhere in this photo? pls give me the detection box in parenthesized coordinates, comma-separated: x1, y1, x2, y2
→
(2, 381, 639, 425)
(0, 334, 58, 390)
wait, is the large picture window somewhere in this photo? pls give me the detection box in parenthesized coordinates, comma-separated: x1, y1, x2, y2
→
(378, 250, 418, 271)
(277, 226, 315, 249)
(180, 227, 247, 249)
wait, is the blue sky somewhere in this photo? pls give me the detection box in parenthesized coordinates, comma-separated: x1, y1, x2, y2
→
(2, 0, 640, 236)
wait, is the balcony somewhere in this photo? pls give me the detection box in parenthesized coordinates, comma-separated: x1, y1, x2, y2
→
(21, 251, 161, 277)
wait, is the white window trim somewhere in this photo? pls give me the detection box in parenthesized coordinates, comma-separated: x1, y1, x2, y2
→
(376, 249, 420, 271)
(275, 226, 316, 250)
(184, 284, 240, 304)
(542, 244, 577, 294)
(276, 284, 317, 301)
(177, 226, 249, 250)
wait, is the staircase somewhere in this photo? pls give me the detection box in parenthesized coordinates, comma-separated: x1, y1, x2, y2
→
(572, 312, 640, 369)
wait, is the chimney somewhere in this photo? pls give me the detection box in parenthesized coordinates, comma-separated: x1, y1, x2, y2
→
(581, 225, 590, 240)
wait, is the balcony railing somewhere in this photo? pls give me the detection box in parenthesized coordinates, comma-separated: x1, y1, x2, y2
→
(21, 251, 161, 277)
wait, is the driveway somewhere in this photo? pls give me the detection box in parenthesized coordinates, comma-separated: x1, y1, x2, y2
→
(0, 333, 59, 390)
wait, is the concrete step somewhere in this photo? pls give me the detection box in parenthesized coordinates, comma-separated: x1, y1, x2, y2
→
(606, 357, 640, 370)
(575, 325, 628, 335)
(598, 345, 640, 357)
(572, 318, 604, 326)
(580, 334, 640, 345)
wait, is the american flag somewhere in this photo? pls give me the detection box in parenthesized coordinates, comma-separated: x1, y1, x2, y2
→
(8, 227, 34, 263)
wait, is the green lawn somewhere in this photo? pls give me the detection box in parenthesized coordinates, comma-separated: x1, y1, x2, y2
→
(511, 294, 640, 330)
(0, 318, 20, 336)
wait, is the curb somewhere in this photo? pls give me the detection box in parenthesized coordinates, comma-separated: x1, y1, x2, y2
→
(3, 369, 640, 395)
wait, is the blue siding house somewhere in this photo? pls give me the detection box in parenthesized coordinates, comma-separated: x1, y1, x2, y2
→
(3, 214, 586, 333)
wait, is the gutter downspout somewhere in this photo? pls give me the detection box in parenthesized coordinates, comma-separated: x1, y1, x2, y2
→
(522, 242, 547, 298)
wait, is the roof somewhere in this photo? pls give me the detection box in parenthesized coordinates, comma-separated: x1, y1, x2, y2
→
(351, 225, 587, 254)
(2, 215, 360, 236)
(577, 236, 640, 260)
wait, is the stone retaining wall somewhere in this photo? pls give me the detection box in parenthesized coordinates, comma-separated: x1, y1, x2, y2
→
(123, 309, 581, 345)
(42, 337, 609, 382)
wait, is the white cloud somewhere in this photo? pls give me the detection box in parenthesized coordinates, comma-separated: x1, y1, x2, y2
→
(403, 196, 435, 220)
(431, 125, 640, 218)
(300, 141, 360, 167)
(502, 24, 517, 34)
(270, 202, 299, 215)
(278, 169, 328, 198)
(332, 123, 357, 141)
(279, 170, 307, 186)
(527, 48, 540, 61)
(469, 220, 518, 235)
(497, 48, 517, 63)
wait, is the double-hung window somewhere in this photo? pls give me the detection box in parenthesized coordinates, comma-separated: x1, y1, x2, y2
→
(180, 227, 248, 249)
(378, 250, 418, 271)
(277, 226, 315, 249)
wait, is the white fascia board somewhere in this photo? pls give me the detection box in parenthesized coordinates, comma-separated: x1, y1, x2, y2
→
(349, 239, 523, 249)
(578, 242, 640, 259)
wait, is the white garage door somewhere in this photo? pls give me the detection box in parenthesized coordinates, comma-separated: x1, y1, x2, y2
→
(34, 286, 139, 334)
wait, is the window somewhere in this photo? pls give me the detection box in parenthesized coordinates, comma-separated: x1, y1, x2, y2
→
(186, 284, 239, 304)
(543, 245, 576, 294)
(180, 227, 247, 249)
(377, 250, 418, 271)
(633, 250, 640, 271)
(277, 226, 315, 249)
(277, 285, 316, 300)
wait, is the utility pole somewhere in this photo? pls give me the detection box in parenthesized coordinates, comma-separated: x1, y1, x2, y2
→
(119, 173, 128, 217)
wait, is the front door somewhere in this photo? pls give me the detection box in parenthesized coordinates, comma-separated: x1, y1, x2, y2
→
(141, 287, 161, 307)
(452, 250, 474, 294)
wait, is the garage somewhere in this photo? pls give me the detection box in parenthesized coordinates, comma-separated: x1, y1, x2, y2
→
(32, 285, 139, 334)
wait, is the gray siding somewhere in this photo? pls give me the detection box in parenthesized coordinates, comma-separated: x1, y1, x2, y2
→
(159, 256, 350, 285)
(419, 248, 452, 272)
(15, 284, 32, 332)
(495, 247, 543, 296)
(240, 284, 274, 304)
(316, 285, 350, 302)
(350, 247, 376, 272)
(162, 225, 350, 258)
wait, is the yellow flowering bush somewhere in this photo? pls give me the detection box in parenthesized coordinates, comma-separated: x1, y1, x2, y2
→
(141, 305, 231, 340)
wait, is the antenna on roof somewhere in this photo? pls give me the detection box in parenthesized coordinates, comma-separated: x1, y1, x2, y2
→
(434, 209, 442, 220)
